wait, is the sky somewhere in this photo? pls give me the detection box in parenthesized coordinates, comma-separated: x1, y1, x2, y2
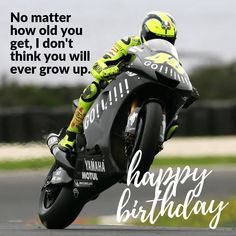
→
(0, 0, 235, 86)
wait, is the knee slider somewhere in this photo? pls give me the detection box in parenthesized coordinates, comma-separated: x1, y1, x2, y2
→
(81, 81, 100, 103)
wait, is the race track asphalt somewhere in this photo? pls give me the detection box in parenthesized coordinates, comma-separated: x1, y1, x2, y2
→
(0, 224, 235, 236)
(0, 167, 235, 235)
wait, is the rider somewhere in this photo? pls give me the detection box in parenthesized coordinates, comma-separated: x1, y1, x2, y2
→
(59, 11, 198, 152)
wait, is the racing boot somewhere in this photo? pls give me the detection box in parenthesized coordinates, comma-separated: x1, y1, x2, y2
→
(59, 80, 101, 152)
(59, 107, 85, 152)
(58, 130, 77, 152)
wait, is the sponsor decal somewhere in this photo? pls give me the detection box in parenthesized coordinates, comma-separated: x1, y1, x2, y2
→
(84, 159, 106, 172)
(145, 52, 186, 75)
(74, 180, 93, 187)
(82, 172, 98, 181)
(144, 52, 190, 85)
(84, 79, 130, 129)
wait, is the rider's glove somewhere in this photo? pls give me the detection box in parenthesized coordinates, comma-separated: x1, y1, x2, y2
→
(100, 65, 120, 79)
(183, 86, 200, 109)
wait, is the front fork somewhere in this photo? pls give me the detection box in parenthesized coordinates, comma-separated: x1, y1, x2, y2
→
(125, 99, 140, 136)
(124, 99, 166, 155)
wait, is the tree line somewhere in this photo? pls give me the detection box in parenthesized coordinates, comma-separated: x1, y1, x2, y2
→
(0, 61, 235, 107)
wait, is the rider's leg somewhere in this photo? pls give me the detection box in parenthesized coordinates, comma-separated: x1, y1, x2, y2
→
(59, 79, 101, 152)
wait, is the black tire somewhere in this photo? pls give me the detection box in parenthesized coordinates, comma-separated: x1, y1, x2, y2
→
(131, 102, 163, 178)
(38, 164, 85, 229)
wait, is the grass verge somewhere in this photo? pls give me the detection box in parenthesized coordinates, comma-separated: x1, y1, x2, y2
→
(0, 155, 236, 170)
(0, 157, 54, 170)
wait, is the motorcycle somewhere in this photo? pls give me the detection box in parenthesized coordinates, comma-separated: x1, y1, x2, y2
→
(38, 39, 193, 229)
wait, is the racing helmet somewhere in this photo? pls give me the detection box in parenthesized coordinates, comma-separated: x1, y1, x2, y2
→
(140, 11, 177, 45)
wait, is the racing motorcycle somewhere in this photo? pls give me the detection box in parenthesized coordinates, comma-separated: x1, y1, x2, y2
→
(38, 39, 193, 229)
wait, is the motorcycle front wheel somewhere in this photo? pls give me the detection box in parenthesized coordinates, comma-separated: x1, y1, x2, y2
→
(38, 163, 85, 229)
(130, 101, 163, 178)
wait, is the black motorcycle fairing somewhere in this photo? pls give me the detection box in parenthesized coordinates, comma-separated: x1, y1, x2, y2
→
(50, 167, 72, 185)
(83, 74, 156, 141)
(127, 39, 192, 91)
(82, 70, 187, 172)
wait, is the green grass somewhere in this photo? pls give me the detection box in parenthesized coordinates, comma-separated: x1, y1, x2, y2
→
(0, 155, 236, 170)
(130, 198, 236, 228)
(0, 157, 54, 170)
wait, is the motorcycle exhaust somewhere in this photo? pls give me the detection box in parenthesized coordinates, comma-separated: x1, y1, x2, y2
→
(47, 133, 75, 174)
